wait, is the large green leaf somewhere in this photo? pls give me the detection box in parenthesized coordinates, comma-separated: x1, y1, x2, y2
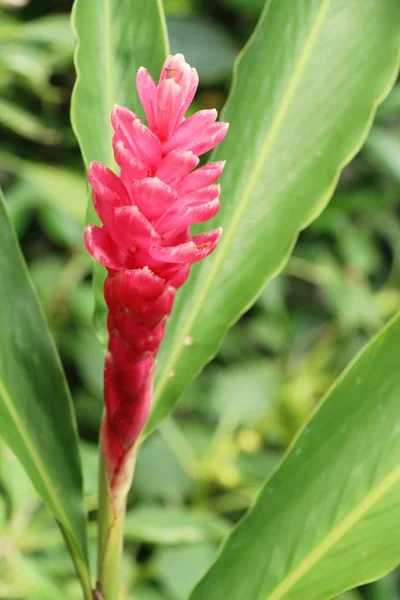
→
(71, 0, 169, 340)
(71, 0, 169, 170)
(0, 191, 91, 597)
(190, 312, 400, 600)
(146, 0, 400, 434)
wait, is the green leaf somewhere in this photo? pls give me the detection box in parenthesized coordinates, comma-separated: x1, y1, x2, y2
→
(0, 97, 60, 144)
(0, 43, 52, 92)
(134, 432, 193, 503)
(1, 153, 87, 223)
(376, 84, 400, 120)
(168, 17, 237, 84)
(0, 442, 38, 511)
(222, 0, 265, 16)
(146, 0, 400, 435)
(71, 0, 169, 170)
(208, 361, 278, 427)
(8, 14, 74, 52)
(337, 593, 362, 600)
(133, 585, 164, 600)
(163, 0, 192, 17)
(22, 162, 87, 223)
(190, 313, 400, 600)
(5, 556, 67, 600)
(1, 154, 87, 247)
(154, 543, 218, 600)
(364, 127, 400, 183)
(71, 0, 170, 342)
(0, 190, 91, 597)
(124, 505, 230, 545)
(364, 575, 399, 600)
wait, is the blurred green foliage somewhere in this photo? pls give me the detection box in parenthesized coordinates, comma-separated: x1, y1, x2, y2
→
(0, 0, 400, 598)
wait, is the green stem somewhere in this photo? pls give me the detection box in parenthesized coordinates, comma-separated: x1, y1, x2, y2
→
(97, 449, 124, 600)
(97, 423, 137, 599)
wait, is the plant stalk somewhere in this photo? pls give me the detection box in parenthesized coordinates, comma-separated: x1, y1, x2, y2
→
(97, 418, 137, 599)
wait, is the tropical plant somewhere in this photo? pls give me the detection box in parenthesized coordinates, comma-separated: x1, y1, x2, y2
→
(1, 0, 400, 599)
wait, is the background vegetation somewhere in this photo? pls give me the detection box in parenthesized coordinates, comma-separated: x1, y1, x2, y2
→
(1, 0, 400, 598)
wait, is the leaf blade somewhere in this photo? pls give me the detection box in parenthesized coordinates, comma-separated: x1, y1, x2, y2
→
(147, 0, 400, 434)
(0, 190, 90, 595)
(190, 313, 400, 600)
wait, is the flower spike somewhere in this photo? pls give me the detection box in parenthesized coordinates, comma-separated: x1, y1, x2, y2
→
(85, 54, 228, 489)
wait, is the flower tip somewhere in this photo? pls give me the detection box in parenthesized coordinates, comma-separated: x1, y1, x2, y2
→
(136, 66, 155, 87)
(83, 225, 99, 260)
(209, 227, 223, 245)
(137, 66, 148, 77)
(88, 161, 106, 185)
(218, 122, 230, 144)
(87, 160, 96, 177)
(83, 224, 93, 244)
(111, 104, 138, 130)
(110, 104, 122, 128)
(165, 53, 186, 67)
(161, 53, 193, 81)
(111, 103, 122, 119)
(216, 160, 227, 175)
(190, 67, 199, 84)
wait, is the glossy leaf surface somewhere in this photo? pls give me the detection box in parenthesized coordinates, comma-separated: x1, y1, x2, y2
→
(147, 0, 400, 434)
(0, 191, 90, 596)
(190, 313, 400, 600)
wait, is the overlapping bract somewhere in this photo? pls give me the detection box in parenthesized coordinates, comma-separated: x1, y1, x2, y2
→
(85, 54, 228, 483)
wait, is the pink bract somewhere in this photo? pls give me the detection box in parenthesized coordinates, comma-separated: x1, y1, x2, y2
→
(85, 53, 228, 484)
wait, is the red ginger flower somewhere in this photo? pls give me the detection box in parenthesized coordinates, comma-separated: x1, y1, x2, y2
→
(85, 54, 228, 486)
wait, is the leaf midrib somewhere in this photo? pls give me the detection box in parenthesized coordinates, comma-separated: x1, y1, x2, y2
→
(265, 463, 400, 600)
(0, 378, 81, 555)
(153, 0, 332, 406)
